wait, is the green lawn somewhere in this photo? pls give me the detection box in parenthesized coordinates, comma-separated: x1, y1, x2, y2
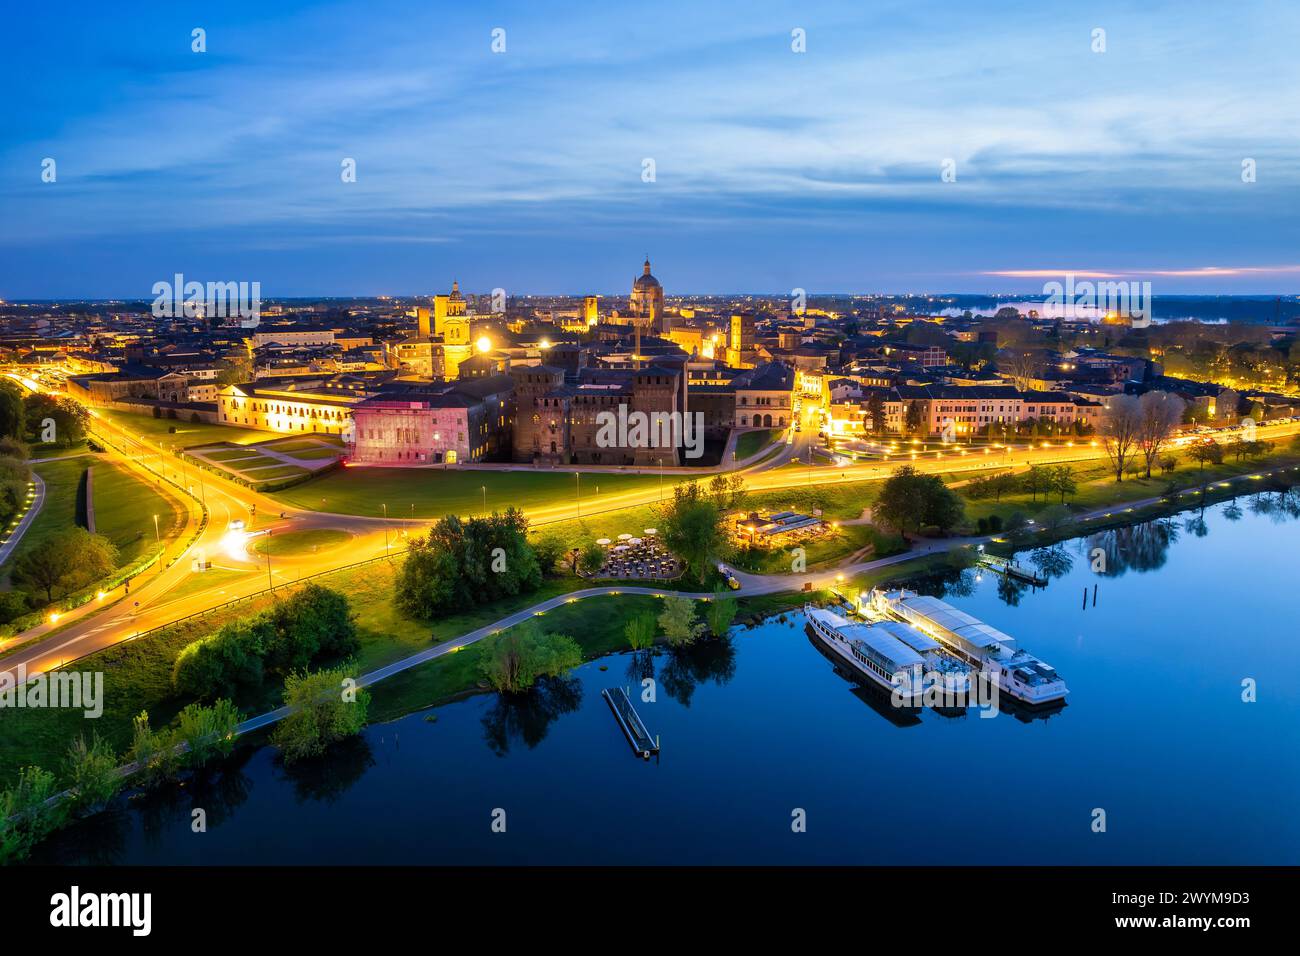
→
(95, 409, 268, 447)
(248, 465, 311, 481)
(157, 565, 257, 604)
(1, 457, 87, 582)
(734, 428, 781, 460)
(91, 460, 184, 567)
(251, 528, 353, 556)
(269, 467, 663, 518)
(199, 447, 266, 462)
(221, 454, 281, 471)
(285, 447, 341, 461)
(958, 448, 1300, 529)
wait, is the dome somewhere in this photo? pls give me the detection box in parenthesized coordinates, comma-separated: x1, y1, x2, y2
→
(633, 258, 661, 289)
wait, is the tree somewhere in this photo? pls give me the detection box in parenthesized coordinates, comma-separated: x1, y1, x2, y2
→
(477, 623, 582, 693)
(23, 394, 88, 448)
(128, 711, 180, 789)
(395, 509, 542, 618)
(1050, 465, 1078, 503)
(12, 526, 118, 603)
(624, 613, 656, 650)
(657, 595, 700, 647)
(1024, 464, 1053, 502)
(702, 593, 738, 638)
(1100, 394, 1142, 481)
(1188, 439, 1224, 472)
(272, 665, 371, 763)
(578, 542, 605, 576)
(658, 482, 726, 583)
(63, 734, 121, 812)
(1037, 503, 1075, 531)
(1136, 391, 1185, 479)
(177, 699, 240, 768)
(708, 473, 747, 511)
(0, 381, 25, 441)
(874, 465, 964, 536)
(0, 766, 66, 864)
(532, 535, 566, 576)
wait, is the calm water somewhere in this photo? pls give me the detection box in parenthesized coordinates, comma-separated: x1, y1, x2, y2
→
(34, 490, 1300, 865)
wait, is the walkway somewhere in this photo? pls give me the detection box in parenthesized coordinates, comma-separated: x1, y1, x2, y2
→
(0, 472, 45, 566)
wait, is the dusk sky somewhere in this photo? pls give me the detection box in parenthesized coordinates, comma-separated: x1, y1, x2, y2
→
(3, 0, 1300, 298)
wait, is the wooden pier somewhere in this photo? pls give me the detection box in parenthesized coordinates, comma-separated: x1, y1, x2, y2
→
(977, 554, 1047, 586)
(602, 687, 659, 759)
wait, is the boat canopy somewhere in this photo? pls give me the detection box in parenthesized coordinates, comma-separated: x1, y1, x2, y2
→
(873, 619, 942, 654)
(897, 595, 1017, 650)
(840, 623, 924, 670)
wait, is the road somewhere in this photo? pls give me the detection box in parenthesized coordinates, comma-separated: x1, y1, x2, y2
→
(3, 367, 1298, 682)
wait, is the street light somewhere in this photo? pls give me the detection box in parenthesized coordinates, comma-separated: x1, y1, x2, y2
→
(481, 485, 487, 513)
(265, 529, 274, 591)
(382, 503, 390, 558)
(574, 472, 581, 518)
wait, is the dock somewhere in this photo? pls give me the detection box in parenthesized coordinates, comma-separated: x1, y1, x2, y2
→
(602, 687, 660, 759)
(976, 553, 1047, 586)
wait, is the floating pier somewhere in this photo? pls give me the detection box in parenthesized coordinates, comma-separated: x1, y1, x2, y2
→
(977, 553, 1047, 586)
(602, 687, 659, 759)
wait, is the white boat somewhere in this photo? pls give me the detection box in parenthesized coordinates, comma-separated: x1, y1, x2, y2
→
(868, 589, 1068, 706)
(804, 604, 971, 702)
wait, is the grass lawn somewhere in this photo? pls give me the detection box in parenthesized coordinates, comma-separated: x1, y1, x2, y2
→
(199, 447, 266, 462)
(95, 409, 267, 447)
(958, 448, 1300, 529)
(0, 557, 590, 785)
(269, 467, 662, 518)
(30, 441, 88, 460)
(221, 454, 281, 471)
(157, 565, 257, 604)
(91, 460, 185, 566)
(251, 528, 352, 556)
(1, 457, 87, 582)
(734, 428, 781, 460)
(248, 465, 311, 481)
(285, 447, 341, 461)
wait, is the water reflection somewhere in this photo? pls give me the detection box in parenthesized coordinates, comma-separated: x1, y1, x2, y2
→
(481, 675, 583, 755)
(658, 638, 738, 708)
(273, 735, 375, 804)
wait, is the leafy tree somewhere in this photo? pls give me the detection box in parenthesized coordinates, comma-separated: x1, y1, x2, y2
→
(707, 473, 747, 511)
(702, 593, 738, 638)
(396, 509, 542, 618)
(0, 381, 25, 441)
(1037, 503, 1075, 531)
(1136, 391, 1185, 478)
(23, 393, 88, 448)
(0, 766, 67, 864)
(1189, 439, 1224, 471)
(177, 699, 240, 768)
(63, 734, 121, 812)
(128, 711, 181, 789)
(657, 595, 700, 647)
(624, 612, 656, 650)
(173, 585, 357, 699)
(1024, 465, 1053, 502)
(531, 535, 566, 576)
(658, 482, 726, 583)
(12, 526, 118, 603)
(272, 665, 371, 763)
(477, 623, 582, 693)
(873, 465, 964, 536)
(1050, 465, 1078, 503)
(579, 542, 605, 576)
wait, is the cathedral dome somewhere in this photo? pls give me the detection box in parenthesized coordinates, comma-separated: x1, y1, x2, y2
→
(633, 258, 661, 290)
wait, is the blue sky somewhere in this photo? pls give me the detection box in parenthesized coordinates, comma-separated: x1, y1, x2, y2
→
(3, 0, 1300, 298)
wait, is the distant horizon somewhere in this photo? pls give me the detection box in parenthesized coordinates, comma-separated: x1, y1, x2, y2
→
(4, 1, 1300, 297)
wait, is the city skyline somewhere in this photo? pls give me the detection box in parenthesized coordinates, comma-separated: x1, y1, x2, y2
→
(4, 1, 1300, 297)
